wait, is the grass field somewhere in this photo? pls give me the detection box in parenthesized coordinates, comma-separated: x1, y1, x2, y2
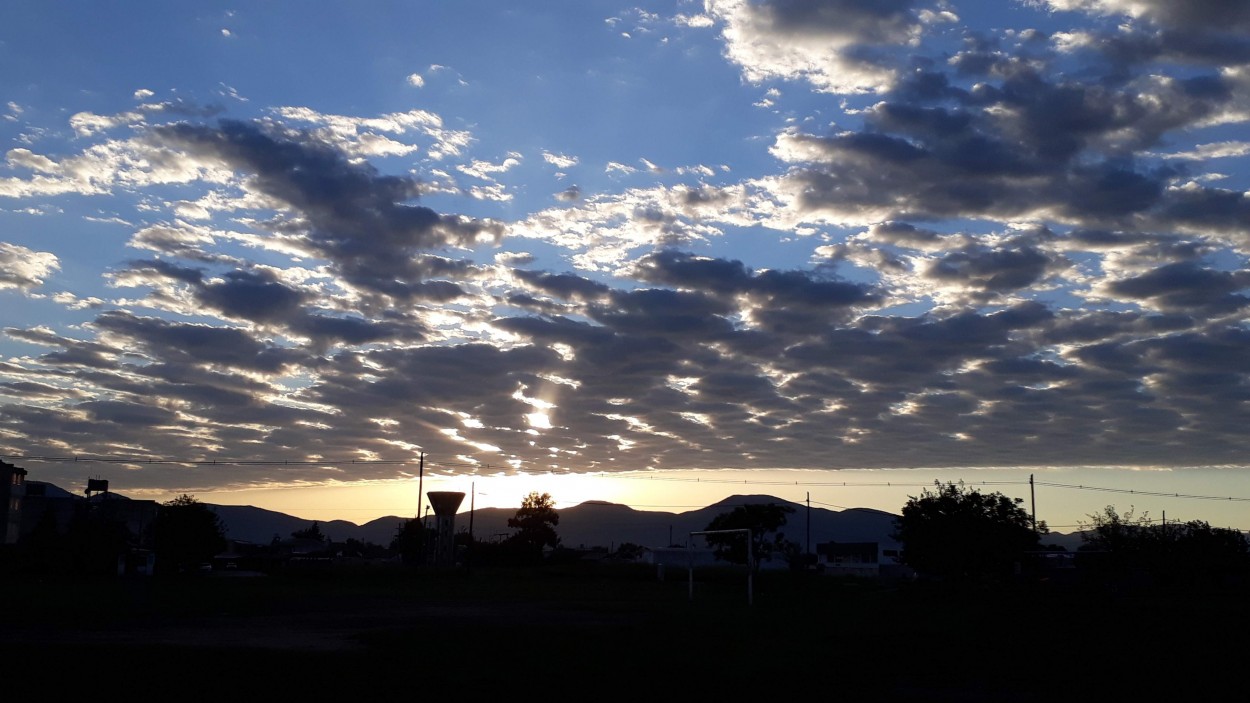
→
(4, 563, 1245, 700)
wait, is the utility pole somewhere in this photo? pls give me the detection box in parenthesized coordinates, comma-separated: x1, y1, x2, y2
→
(467, 481, 475, 574)
(1030, 474, 1037, 533)
(417, 451, 424, 521)
(806, 492, 811, 563)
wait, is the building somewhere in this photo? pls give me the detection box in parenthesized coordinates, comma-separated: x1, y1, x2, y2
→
(18, 480, 78, 538)
(816, 541, 914, 580)
(0, 460, 27, 545)
(817, 541, 882, 578)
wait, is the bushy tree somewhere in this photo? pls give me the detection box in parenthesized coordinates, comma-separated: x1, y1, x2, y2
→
(152, 494, 227, 574)
(507, 492, 560, 557)
(893, 482, 1042, 581)
(704, 503, 796, 568)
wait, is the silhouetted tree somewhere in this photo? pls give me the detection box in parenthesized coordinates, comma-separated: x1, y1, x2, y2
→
(613, 542, 645, 561)
(507, 492, 560, 558)
(291, 521, 326, 542)
(390, 518, 429, 566)
(152, 495, 227, 574)
(44, 502, 132, 576)
(704, 503, 796, 568)
(341, 537, 387, 559)
(1080, 506, 1250, 588)
(893, 481, 1042, 581)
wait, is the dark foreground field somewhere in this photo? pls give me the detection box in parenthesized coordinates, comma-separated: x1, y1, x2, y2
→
(3, 564, 1245, 700)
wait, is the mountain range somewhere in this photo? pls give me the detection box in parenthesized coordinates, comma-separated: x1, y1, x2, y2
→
(202, 494, 1084, 552)
(208, 494, 903, 551)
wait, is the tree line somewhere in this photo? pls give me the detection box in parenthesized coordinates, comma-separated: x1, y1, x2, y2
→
(9, 483, 1247, 589)
(892, 481, 1250, 589)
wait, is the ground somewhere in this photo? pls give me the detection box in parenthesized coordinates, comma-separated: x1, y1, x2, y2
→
(2, 564, 1243, 700)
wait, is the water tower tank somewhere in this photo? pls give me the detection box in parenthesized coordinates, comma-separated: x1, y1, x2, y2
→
(427, 491, 464, 566)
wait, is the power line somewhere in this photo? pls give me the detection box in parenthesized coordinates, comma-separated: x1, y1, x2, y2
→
(1034, 480, 1250, 503)
(619, 473, 1027, 489)
(7, 452, 1250, 527)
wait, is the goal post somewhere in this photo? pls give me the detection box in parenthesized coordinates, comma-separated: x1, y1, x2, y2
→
(688, 528, 753, 606)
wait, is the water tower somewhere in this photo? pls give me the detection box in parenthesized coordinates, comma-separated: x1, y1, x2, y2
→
(426, 491, 464, 566)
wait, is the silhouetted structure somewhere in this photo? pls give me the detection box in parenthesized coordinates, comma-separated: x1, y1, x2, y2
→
(426, 491, 464, 566)
(0, 460, 27, 544)
(816, 541, 881, 577)
(19, 480, 77, 538)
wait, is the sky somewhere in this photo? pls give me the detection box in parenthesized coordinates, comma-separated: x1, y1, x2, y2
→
(3, 1, 1250, 531)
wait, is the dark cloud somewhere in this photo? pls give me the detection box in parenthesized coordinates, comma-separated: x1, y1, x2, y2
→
(1109, 262, 1250, 313)
(120, 260, 410, 348)
(1152, 187, 1250, 237)
(153, 119, 503, 300)
(78, 400, 177, 427)
(196, 269, 307, 323)
(92, 311, 307, 373)
(763, 0, 919, 39)
(926, 244, 1057, 297)
(4, 328, 120, 370)
(512, 269, 611, 301)
(777, 60, 1235, 231)
(0, 381, 85, 399)
(1064, 0, 1250, 33)
(862, 222, 945, 247)
(632, 250, 877, 315)
(590, 288, 736, 338)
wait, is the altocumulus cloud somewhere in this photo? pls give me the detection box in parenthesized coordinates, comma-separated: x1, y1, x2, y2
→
(0, 1, 1249, 497)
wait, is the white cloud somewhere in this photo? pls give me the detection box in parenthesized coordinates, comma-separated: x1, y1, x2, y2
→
(219, 83, 248, 102)
(0, 137, 233, 199)
(675, 13, 715, 28)
(458, 155, 522, 179)
(270, 106, 470, 159)
(7, 148, 60, 174)
(69, 111, 144, 137)
(467, 183, 514, 202)
(407, 73, 425, 88)
(1161, 141, 1250, 160)
(51, 291, 104, 310)
(134, 89, 155, 100)
(705, 0, 924, 94)
(0, 242, 59, 290)
(542, 151, 579, 169)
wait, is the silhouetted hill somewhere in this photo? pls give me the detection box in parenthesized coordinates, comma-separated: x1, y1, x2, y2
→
(206, 504, 370, 545)
(206, 493, 913, 551)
